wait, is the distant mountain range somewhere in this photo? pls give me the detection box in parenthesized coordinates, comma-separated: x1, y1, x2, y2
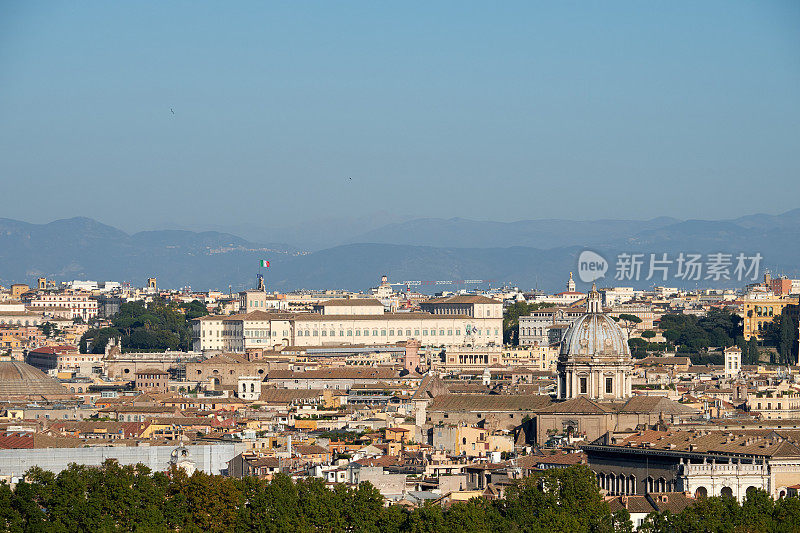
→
(343, 216, 681, 249)
(1, 209, 799, 292)
(0, 217, 296, 291)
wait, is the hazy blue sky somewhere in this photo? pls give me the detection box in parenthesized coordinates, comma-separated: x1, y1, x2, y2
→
(1, 1, 799, 234)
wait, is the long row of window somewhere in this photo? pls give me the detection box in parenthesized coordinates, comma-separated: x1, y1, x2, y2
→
(295, 328, 499, 337)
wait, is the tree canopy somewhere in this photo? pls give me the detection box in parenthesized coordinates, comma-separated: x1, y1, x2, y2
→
(658, 309, 742, 355)
(762, 304, 799, 365)
(2, 462, 799, 532)
(79, 299, 208, 353)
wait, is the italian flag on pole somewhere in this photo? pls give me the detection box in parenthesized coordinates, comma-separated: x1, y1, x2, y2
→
(260, 260, 270, 267)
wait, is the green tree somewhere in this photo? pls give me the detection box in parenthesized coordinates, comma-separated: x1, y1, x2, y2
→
(746, 337, 761, 365)
(763, 305, 799, 365)
(500, 465, 626, 532)
(658, 310, 743, 356)
(79, 298, 207, 354)
(617, 314, 642, 340)
(38, 321, 55, 338)
(628, 338, 649, 358)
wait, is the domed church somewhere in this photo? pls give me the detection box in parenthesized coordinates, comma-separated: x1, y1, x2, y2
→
(557, 283, 633, 400)
(0, 359, 73, 401)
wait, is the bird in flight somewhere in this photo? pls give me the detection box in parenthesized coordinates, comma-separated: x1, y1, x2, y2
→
(170, 107, 175, 115)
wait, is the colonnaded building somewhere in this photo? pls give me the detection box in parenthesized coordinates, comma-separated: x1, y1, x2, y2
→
(192, 296, 503, 353)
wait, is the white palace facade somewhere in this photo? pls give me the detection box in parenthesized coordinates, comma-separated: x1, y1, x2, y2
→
(192, 297, 502, 353)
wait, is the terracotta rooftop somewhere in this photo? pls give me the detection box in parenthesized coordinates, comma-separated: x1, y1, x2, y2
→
(428, 393, 551, 412)
(609, 429, 800, 458)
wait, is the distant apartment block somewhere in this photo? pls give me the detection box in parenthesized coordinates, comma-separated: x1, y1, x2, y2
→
(27, 292, 98, 321)
(26, 345, 102, 373)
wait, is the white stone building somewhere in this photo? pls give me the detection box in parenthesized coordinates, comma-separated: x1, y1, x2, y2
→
(192, 310, 502, 353)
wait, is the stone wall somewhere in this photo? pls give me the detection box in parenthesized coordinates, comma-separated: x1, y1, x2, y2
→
(0, 443, 245, 480)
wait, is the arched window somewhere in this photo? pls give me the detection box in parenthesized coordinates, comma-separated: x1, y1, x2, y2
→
(695, 486, 708, 498)
(721, 487, 733, 498)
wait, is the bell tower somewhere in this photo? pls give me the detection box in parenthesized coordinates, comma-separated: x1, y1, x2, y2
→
(587, 282, 602, 313)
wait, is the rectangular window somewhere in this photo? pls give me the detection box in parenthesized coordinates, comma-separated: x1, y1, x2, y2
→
(406, 329, 411, 336)
(321, 331, 327, 336)
(580, 377, 588, 395)
(364, 330, 369, 336)
(380, 329, 386, 336)
(389, 329, 394, 336)
(414, 329, 420, 336)
(606, 377, 613, 394)
(422, 330, 428, 336)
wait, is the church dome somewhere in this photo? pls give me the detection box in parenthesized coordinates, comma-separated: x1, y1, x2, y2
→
(559, 284, 630, 359)
(559, 313, 630, 358)
(0, 360, 72, 400)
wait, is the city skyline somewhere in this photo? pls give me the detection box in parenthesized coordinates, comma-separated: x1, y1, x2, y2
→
(3, 3, 800, 527)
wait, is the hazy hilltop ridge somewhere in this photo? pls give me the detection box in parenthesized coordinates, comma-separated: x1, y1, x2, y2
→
(0, 217, 295, 290)
(1, 209, 799, 291)
(344, 216, 681, 249)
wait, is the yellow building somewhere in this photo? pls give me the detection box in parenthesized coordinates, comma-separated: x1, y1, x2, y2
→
(742, 291, 798, 340)
(10, 284, 30, 299)
(502, 345, 558, 371)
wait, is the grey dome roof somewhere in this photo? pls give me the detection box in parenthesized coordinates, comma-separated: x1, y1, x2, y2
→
(559, 313, 630, 359)
(0, 360, 72, 399)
